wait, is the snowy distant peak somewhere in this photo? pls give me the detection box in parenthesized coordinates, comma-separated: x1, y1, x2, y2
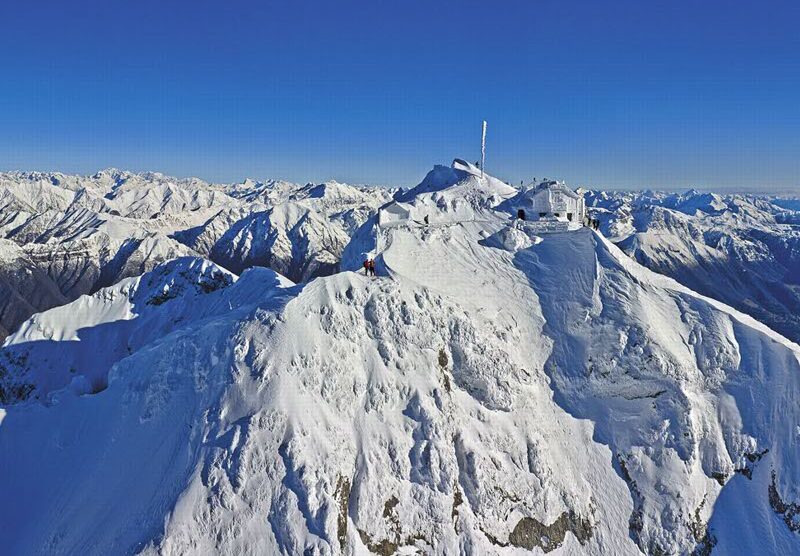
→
(585, 188, 790, 226)
(225, 177, 391, 208)
(0, 169, 390, 216)
(295, 180, 363, 201)
(0, 168, 209, 195)
(90, 168, 210, 190)
(209, 202, 350, 281)
(659, 189, 728, 215)
(0, 174, 78, 213)
(290, 180, 394, 217)
(91, 167, 133, 184)
(225, 178, 299, 204)
(0, 170, 75, 187)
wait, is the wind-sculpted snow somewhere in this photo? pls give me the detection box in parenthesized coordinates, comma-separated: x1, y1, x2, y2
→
(587, 189, 800, 344)
(1, 168, 799, 555)
(0, 170, 389, 340)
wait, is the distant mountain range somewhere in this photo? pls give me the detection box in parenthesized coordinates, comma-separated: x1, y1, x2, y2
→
(0, 169, 393, 341)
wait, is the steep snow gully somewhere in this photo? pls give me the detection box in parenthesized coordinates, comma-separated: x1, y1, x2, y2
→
(0, 164, 799, 555)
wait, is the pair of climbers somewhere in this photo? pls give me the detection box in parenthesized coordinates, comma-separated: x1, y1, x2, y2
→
(363, 258, 376, 277)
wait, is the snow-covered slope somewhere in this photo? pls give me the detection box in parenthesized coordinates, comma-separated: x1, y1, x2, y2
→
(0, 257, 242, 401)
(586, 189, 800, 344)
(1, 168, 799, 555)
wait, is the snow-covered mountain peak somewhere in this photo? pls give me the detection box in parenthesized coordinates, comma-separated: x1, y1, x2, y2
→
(3, 204, 798, 554)
(0, 164, 799, 554)
(91, 167, 128, 180)
(397, 158, 517, 206)
(297, 180, 362, 200)
(660, 189, 728, 216)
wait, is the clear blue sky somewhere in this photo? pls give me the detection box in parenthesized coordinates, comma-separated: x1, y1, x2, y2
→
(1, 0, 799, 191)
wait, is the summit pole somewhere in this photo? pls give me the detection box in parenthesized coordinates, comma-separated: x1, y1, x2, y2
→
(481, 120, 487, 178)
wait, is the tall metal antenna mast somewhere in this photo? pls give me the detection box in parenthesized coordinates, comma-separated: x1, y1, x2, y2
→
(481, 120, 487, 178)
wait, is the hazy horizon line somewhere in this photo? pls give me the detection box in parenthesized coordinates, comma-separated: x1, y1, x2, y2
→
(0, 165, 797, 197)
